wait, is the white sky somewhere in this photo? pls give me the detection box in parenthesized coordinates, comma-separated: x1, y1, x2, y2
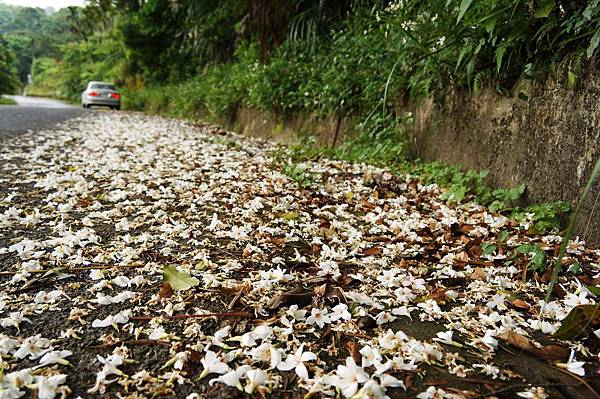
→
(0, 0, 85, 9)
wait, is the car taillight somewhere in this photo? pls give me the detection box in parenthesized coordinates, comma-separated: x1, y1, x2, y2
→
(89, 91, 100, 97)
(110, 93, 121, 100)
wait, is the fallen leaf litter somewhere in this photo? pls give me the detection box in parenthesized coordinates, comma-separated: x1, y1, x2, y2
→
(0, 113, 599, 398)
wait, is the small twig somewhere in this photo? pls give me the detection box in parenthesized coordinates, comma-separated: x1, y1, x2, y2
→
(498, 343, 519, 356)
(130, 311, 252, 321)
(469, 382, 579, 399)
(227, 286, 245, 310)
(342, 332, 372, 339)
(583, 188, 600, 238)
(550, 364, 600, 399)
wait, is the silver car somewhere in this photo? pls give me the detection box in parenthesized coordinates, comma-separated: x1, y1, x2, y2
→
(81, 81, 121, 110)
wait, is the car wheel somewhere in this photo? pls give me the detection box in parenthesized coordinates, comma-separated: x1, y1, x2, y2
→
(116, 105, 121, 111)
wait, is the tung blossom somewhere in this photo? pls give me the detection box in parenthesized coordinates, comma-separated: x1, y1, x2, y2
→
(1, 312, 31, 331)
(91, 310, 130, 330)
(36, 350, 73, 368)
(334, 357, 369, 397)
(330, 303, 351, 322)
(244, 368, 267, 394)
(306, 307, 331, 328)
(29, 374, 68, 399)
(209, 365, 251, 391)
(557, 350, 586, 376)
(249, 342, 283, 369)
(277, 344, 317, 379)
(198, 350, 229, 380)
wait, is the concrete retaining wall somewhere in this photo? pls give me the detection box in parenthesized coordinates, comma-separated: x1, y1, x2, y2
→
(410, 64, 600, 245)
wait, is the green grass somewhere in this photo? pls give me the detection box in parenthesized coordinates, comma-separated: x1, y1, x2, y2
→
(24, 85, 59, 98)
(0, 96, 16, 105)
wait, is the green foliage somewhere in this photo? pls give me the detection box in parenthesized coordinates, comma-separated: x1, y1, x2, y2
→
(58, 33, 126, 101)
(162, 265, 199, 292)
(516, 243, 546, 272)
(0, 96, 16, 105)
(513, 201, 571, 234)
(26, 57, 61, 97)
(0, 4, 76, 86)
(118, 0, 600, 129)
(0, 35, 19, 94)
(554, 304, 600, 340)
(281, 163, 314, 188)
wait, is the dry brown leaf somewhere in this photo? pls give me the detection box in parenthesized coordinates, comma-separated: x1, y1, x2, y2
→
(216, 286, 241, 296)
(469, 268, 487, 281)
(459, 224, 475, 234)
(455, 251, 470, 262)
(365, 236, 391, 243)
(271, 238, 286, 246)
(318, 228, 336, 239)
(512, 299, 531, 310)
(346, 340, 361, 364)
(359, 200, 375, 210)
(499, 332, 569, 362)
(314, 283, 327, 297)
(468, 245, 483, 259)
(159, 282, 174, 298)
(75, 198, 92, 208)
(267, 287, 313, 310)
(362, 247, 382, 256)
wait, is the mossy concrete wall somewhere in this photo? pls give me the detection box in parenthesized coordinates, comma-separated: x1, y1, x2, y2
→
(410, 64, 600, 245)
(230, 108, 351, 147)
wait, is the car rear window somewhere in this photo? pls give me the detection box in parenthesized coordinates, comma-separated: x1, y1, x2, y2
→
(91, 84, 116, 91)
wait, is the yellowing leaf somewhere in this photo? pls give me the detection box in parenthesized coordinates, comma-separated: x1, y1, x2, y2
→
(163, 265, 199, 292)
(280, 212, 299, 221)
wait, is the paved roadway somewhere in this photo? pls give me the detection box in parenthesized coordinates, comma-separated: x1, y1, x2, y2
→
(0, 96, 87, 137)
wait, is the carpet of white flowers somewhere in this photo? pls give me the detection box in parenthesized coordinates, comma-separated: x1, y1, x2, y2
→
(0, 112, 599, 399)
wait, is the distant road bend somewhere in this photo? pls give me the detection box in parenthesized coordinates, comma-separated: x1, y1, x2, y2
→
(0, 95, 87, 137)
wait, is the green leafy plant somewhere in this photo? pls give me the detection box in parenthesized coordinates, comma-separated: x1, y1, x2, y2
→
(282, 162, 314, 188)
(516, 243, 546, 272)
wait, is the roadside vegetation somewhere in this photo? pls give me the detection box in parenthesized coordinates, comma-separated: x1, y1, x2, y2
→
(0, 96, 16, 105)
(0, 3, 89, 97)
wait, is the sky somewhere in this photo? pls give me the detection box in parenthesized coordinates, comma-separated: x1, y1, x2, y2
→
(0, 0, 85, 9)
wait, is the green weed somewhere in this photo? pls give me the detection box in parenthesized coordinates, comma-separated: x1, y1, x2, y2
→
(281, 162, 314, 188)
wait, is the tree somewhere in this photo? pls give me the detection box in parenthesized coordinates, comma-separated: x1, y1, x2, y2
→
(0, 35, 19, 94)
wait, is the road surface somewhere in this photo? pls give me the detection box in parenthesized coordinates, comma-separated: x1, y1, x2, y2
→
(0, 95, 87, 136)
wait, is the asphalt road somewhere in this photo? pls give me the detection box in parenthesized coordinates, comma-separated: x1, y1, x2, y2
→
(0, 95, 87, 137)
